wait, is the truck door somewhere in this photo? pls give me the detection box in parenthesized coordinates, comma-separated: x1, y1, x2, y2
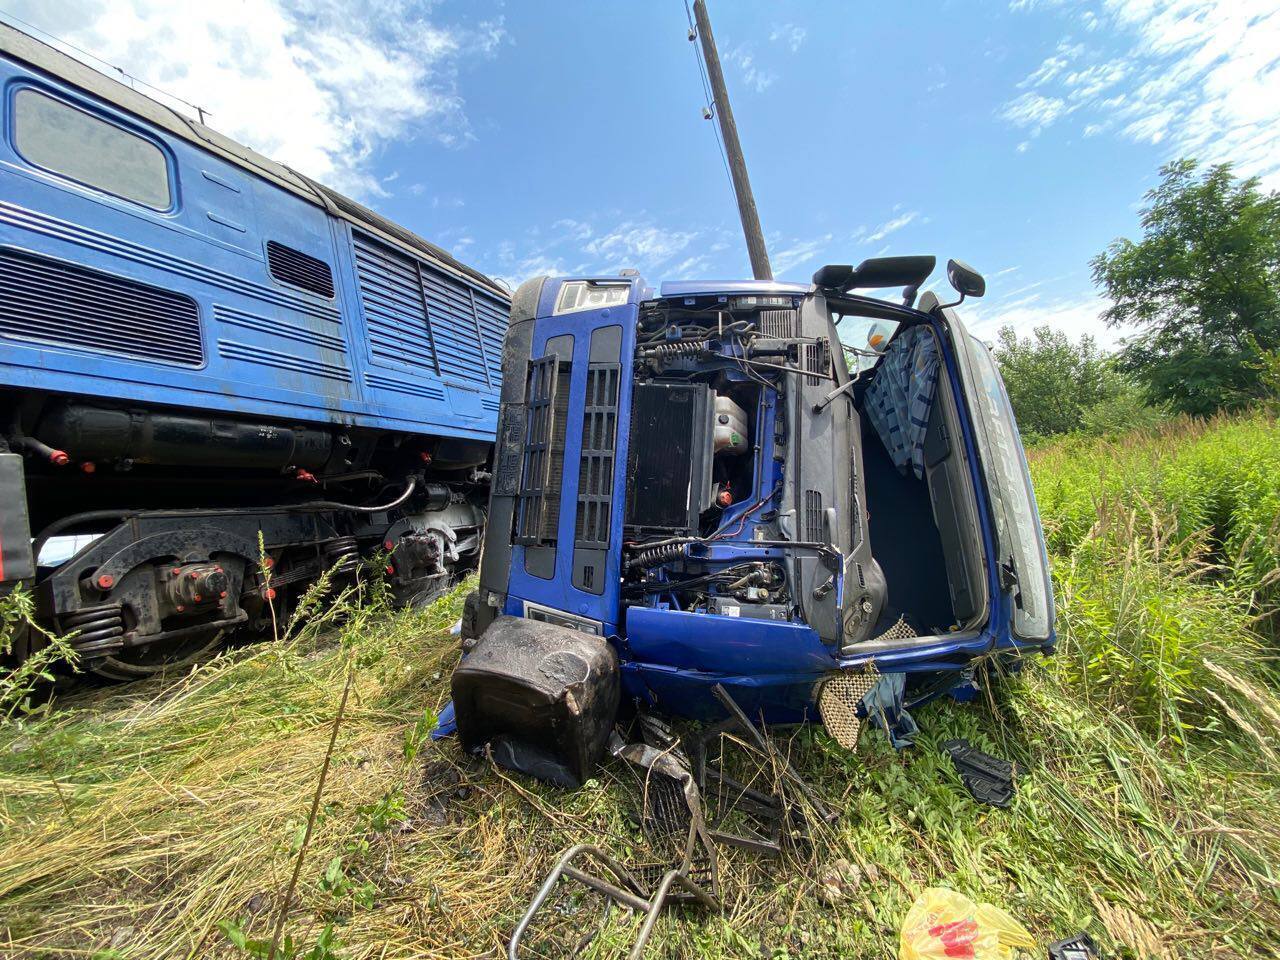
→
(924, 295, 1055, 644)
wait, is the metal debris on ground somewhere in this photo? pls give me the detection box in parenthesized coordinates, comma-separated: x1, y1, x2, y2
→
(690, 684, 835, 856)
(705, 683, 836, 825)
(509, 724, 720, 959)
(943, 738, 1018, 808)
(507, 686, 842, 957)
(1047, 932, 1101, 960)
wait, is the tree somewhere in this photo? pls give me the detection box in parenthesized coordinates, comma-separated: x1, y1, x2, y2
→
(1092, 159, 1280, 416)
(993, 325, 1116, 439)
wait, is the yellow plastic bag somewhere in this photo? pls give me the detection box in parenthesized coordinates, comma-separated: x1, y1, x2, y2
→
(899, 888, 1036, 960)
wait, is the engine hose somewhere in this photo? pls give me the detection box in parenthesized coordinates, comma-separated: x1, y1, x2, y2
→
(31, 480, 416, 572)
(284, 477, 418, 514)
(8, 412, 69, 466)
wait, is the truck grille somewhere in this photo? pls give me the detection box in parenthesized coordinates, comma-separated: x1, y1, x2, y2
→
(517, 355, 571, 545)
(0, 247, 202, 366)
(574, 364, 620, 549)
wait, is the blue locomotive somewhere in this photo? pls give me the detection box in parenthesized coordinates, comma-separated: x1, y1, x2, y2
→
(0, 24, 507, 678)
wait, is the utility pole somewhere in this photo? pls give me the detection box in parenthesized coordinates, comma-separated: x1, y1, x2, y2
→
(692, 0, 773, 281)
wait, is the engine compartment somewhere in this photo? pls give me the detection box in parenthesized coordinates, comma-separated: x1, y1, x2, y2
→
(619, 292, 987, 653)
(620, 294, 865, 642)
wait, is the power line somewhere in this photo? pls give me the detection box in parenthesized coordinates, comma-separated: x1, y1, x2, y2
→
(0, 7, 212, 123)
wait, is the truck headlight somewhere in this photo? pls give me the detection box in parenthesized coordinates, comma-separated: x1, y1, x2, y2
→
(554, 280, 630, 315)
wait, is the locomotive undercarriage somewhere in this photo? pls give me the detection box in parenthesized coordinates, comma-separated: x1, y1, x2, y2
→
(3, 390, 486, 679)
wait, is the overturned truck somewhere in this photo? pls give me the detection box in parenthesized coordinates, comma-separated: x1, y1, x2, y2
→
(451, 258, 1054, 784)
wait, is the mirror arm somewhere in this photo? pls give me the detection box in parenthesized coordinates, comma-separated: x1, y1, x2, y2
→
(938, 292, 965, 310)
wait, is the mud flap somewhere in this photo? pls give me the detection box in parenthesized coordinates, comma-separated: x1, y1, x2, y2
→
(451, 615, 619, 787)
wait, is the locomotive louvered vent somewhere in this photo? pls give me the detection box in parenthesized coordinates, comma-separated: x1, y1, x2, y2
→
(517, 356, 572, 545)
(0, 248, 202, 366)
(575, 364, 620, 549)
(351, 230, 506, 388)
(759, 308, 798, 339)
(803, 489, 825, 543)
(266, 241, 335, 299)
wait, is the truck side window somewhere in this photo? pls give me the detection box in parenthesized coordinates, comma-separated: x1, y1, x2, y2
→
(12, 88, 172, 210)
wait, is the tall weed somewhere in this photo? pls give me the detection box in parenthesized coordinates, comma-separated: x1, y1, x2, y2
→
(1030, 411, 1280, 615)
(1051, 501, 1279, 754)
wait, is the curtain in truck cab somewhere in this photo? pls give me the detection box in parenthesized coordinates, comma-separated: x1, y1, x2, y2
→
(864, 325, 939, 480)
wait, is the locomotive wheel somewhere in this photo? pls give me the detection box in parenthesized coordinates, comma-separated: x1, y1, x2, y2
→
(89, 630, 226, 682)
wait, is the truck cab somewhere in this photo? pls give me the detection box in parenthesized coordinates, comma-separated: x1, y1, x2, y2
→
(452, 259, 1053, 784)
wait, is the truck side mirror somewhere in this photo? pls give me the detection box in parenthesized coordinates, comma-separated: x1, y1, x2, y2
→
(946, 259, 986, 300)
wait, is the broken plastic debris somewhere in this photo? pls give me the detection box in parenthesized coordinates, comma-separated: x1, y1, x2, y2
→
(943, 739, 1018, 808)
(1048, 932, 1100, 960)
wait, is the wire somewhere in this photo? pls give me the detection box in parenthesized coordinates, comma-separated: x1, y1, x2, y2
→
(284, 477, 418, 514)
(0, 8, 212, 121)
(683, 0, 736, 202)
(710, 483, 780, 541)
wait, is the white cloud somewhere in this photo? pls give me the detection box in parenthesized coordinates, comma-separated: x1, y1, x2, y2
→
(771, 233, 834, 276)
(967, 293, 1122, 345)
(582, 222, 697, 267)
(862, 211, 920, 244)
(1000, 91, 1069, 134)
(5, 0, 507, 199)
(1017, 41, 1084, 88)
(488, 215, 714, 289)
(769, 23, 807, 53)
(1006, 0, 1280, 186)
(723, 44, 777, 93)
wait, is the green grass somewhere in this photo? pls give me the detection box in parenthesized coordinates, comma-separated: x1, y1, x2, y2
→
(1, 412, 1278, 958)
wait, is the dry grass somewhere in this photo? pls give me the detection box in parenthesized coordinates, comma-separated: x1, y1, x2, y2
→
(1, 412, 1279, 959)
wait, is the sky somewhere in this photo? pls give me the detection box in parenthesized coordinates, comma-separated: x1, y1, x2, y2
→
(4, 0, 1279, 345)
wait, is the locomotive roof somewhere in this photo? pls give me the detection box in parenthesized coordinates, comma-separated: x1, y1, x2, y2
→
(0, 22, 508, 300)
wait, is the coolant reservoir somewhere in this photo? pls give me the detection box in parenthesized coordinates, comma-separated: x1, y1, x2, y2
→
(713, 395, 749, 454)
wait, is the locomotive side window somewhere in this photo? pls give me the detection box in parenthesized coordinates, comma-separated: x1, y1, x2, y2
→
(12, 88, 172, 210)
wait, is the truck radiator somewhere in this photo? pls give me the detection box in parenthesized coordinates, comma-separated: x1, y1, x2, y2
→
(625, 382, 712, 535)
(0, 247, 202, 366)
